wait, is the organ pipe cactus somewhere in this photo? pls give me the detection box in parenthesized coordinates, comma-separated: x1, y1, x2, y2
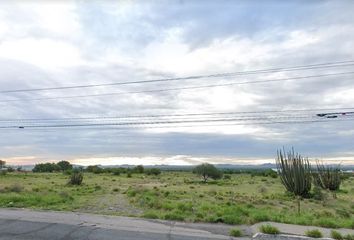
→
(315, 160, 341, 198)
(276, 148, 312, 214)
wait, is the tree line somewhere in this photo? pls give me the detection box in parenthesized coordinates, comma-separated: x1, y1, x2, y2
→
(32, 161, 73, 172)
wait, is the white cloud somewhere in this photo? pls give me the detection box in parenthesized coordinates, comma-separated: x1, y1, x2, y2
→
(282, 30, 319, 49)
(324, 88, 354, 105)
(142, 35, 273, 74)
(0, 38, 84, 69)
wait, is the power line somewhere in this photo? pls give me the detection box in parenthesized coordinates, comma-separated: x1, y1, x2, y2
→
(0, 107, 353, 122)
(3, 119, 353, 132)
(1, 60, 354, 94)
(1, 71, 354, 103)
(1, 118, 353, 131)
(1, 114, 352, 129)
(0, 115, 313, 126)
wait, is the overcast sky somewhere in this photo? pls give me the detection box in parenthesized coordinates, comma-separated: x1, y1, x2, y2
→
(0, 0, 354, 166)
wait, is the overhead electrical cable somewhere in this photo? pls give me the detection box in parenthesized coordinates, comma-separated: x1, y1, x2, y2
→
(1, 71, 354, 103)
(1, 60, 354, 94)
(0, 108, 353, 122)
(0, 114, 352, 129)
(1, 118, 353, 130)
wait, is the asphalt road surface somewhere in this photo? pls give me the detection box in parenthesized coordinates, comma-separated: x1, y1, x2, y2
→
(0, 209, 237, 240)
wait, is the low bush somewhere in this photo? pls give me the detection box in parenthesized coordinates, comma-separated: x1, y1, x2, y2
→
(258, 186, 268, 194)
(145, 168, 161, 176)
(259, 224, 280, 234)
(222, 214, 242, 224)
(305, 229, 323, 238)
(229, 228, 242, 237)
(252, 212, 270, 222)
(63, 169, 72, 175)
(223, 174, 231, 180)
(142, 212, 159, 219)
(312, 185, 325, 201)
(344, 234, 354, 240)
(331, 230, 343, 240)
(164, 211, 185, 221)
(68, 170, 83, 185)
(315, 218, 339, 228)
(6, 184, 24, 193)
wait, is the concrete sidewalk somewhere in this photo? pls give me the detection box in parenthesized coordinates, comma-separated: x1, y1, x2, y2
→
(251, 222, 354, 238)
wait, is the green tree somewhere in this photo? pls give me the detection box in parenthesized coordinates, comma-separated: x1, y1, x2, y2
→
(193, 163, 222, 182)
(276, 148, 312, 214)
(57, 161, 73, 171)
(133, 165, 144, 173)
(32, 163, 61, 172)
(145, 168, 161, 176)
(86, 165, 103, 174)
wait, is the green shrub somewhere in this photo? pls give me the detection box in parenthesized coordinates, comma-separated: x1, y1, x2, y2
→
(344, 234, 354, 240)
(112, 169, 120, 176)
(7, 184, 24, 193)
(63, 169, 72, 175)
(312, 185, 324, 201)
(58, 191, 73, 201)
(133, 165, 144, 174)
(164, 211, 185, 221)
(305, 229, 323, 238)
(316, 219, 339, 228)
(222, 214, 242, 224)
(143, 212, 159, 219)
(145, 168, 161, 176)
(259, 224, 280, 234)
(229, 228, 242, 237)
(252, 212, 270, 222)
(68, 170, 83, 185)
(223, 174, 231, 180)
(258, 186, 268, 194)
(331, 230, 343, 240)
(336, 209, 350, 218)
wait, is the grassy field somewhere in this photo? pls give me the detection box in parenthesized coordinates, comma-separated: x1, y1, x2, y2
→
(0, 171, 353, 229)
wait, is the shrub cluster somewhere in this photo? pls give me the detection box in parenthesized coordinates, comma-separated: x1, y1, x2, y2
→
(229, 228, 242, 237)
(259, 224, 280, 234)
(305, 229, 323, 238)
(145, 168, 161, 176)
(84, 165, 161, 176)
(331, 231, 354, 240)
(33, 161, 72, 173)
(223, 169, 278, 178)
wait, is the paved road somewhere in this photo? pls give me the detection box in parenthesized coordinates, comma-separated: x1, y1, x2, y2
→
(0, 209, 237, 240)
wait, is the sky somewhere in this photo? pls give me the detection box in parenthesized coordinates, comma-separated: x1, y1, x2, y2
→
(0, 0, 354, 166)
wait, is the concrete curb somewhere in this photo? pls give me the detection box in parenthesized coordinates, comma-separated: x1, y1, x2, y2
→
(252, 233, 333, 240)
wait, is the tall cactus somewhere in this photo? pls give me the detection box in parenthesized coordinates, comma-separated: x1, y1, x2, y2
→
(276, 148, 312, 214)
(315, 160, 341, 198)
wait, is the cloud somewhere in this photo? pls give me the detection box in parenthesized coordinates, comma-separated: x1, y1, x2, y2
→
(0, 1, 353, 165)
